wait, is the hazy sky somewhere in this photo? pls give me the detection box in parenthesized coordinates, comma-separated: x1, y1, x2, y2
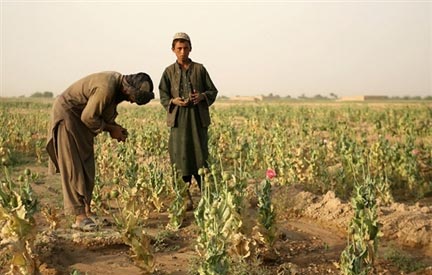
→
(1, 0, 431, 98)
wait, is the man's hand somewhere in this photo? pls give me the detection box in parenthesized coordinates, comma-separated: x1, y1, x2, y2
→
(107, 125, 128, 142)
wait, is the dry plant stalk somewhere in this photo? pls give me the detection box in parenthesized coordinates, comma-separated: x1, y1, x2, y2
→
(0, 168, 38, 275)
(41, 204, 60, 231)
(166, 169, 187, 231)
(112, 186, 154, 273)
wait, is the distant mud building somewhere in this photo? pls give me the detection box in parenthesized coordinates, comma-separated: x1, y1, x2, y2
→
(229, 96, 264, 102)
(338, 95, 388, 101)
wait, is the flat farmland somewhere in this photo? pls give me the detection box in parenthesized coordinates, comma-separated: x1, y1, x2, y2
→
(1, 98, 431, 275)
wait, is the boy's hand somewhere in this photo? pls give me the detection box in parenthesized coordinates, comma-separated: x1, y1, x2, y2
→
(190, 90, 204, 105)
(172, 97, 190, 107)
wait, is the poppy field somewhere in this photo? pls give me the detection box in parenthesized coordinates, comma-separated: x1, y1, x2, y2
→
(0, 98, 431, 275)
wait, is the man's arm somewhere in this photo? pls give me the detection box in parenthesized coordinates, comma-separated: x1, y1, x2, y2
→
(202, 67, 218, 106)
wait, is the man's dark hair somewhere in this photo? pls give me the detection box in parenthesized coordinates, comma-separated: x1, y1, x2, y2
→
(124, 72, 153, 91)
(124, 72, 154, 105)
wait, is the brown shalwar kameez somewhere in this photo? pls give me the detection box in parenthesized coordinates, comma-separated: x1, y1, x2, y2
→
(46, 71, 122, 215)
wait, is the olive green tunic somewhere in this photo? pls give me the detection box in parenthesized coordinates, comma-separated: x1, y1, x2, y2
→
(46, 71, 123, 215)
(159, 61, 218, 177)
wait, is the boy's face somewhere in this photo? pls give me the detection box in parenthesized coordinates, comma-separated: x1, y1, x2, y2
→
(172, 40, 191, 63)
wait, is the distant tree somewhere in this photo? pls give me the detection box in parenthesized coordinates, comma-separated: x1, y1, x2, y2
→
(30, 92, 42, 98)
(30, 91, 53, 98)
(313, 94, 329, 100)
(329, 92, 338, 99)
(43, 91, 54, 98)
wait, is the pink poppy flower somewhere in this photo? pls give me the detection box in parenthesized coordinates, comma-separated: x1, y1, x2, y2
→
(266, 168, 276, 179)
